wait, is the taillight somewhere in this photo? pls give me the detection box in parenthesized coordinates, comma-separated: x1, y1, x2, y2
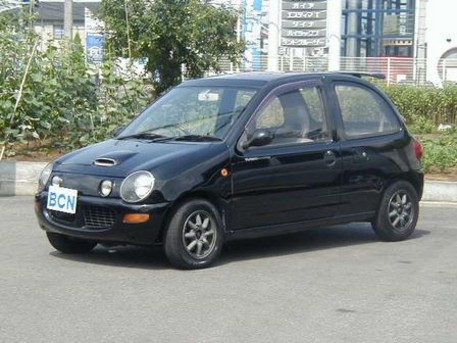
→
(412, 137, 423, 160)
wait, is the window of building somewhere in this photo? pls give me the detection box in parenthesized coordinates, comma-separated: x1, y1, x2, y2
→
(53, 25, 64, 40)
(341, 0, 415, 57)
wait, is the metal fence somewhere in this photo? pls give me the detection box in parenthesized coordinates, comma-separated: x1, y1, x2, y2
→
(213, 55, 457, 86)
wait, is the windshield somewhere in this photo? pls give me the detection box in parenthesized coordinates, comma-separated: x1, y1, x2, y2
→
(118, 86, 257, 141)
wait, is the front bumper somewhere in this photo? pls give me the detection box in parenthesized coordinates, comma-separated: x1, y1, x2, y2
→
(35, 192, 171, 245)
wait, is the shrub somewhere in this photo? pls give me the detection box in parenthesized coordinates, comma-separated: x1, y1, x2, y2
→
(0, 26, 152, 157)
(380, 84, 457, 130)
(419, 135, 457, 173)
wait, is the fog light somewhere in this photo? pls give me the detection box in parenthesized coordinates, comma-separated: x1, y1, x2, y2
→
(100, 180, 113, 197)
(123, 213, 150, 224)
(52, 176, 63, 187)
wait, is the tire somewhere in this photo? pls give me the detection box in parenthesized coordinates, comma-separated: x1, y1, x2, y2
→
(164, 199, 224, 269)
(372, 180, 419, 242)
(46, 232, 97, 254)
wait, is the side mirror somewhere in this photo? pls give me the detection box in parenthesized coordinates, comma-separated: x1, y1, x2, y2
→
(242, 129, 274, 149)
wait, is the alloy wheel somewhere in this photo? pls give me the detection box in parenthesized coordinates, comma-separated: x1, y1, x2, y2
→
(182, 210, 217, 259)
(387, 191, 414, 232)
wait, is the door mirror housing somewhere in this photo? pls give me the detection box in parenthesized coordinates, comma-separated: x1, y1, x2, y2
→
(242, 129, 274, 149)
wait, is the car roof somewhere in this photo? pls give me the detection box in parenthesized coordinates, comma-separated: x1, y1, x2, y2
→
(178, 71, 382, 89)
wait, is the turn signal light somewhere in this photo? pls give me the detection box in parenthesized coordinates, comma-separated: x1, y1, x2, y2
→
(123, 213, 150, 224)
(34, 202, 41, 213)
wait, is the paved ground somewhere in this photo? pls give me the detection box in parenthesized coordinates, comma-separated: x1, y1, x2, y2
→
(1, 197, 456, 343)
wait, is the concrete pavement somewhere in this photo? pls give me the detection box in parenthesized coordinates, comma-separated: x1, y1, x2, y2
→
(1, 197, 457, 343)
(1, 160, 456, 202)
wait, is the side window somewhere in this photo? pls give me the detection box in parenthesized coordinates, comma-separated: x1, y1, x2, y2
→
(249, 85, 329, 147)
(335, 83, 400, 138)
(256, 97, 284, 129)
(298, 87, 328, 141)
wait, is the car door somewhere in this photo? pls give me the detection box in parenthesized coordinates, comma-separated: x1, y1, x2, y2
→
(330, 78, 405, 217)
(230, 80, 342, 231)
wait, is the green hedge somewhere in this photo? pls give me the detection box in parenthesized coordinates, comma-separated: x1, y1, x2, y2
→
(380, 84, 457, 173)
(381, 84, 457, 133)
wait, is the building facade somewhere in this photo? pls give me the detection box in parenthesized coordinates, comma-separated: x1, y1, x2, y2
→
(425, 0, 457, 84)
(7, 0, 455, 84)
(341, 0, 416, 58)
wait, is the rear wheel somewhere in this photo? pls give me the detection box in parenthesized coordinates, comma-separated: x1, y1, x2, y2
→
(164, 199, 223, 269)
(372, 181, 419, 241)
(46, 232, 97, 254)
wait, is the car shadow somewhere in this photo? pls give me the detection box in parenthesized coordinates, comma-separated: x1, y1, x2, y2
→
(49, 223, 430, 270)
(50, 244, 170, 270)
(219, 223, 430, 265)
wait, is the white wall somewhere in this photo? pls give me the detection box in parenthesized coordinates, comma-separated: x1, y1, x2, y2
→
(426, 0, 457, 84)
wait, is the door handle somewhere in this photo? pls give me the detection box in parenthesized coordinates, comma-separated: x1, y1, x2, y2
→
(323, 150, 337, 166)
(353, 150, 368, 163)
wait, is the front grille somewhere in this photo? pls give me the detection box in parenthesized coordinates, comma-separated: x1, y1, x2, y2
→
(82, 205, 117, 230)
(49, 210, 76, 223)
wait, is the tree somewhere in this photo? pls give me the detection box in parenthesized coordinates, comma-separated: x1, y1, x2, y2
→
(99, 0, 245, 95)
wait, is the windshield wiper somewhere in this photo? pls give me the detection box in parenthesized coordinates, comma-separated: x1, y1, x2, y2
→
(171, 135, 222, 142)
(117, 132, 169, 141)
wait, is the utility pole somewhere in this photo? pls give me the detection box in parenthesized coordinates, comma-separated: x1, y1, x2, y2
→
(64, 0, 73, 39)
(327, 0, 342, 71)
(267, 0, 280, 71)
(414, 0, 427, 84)
(236, 0, 241, 72)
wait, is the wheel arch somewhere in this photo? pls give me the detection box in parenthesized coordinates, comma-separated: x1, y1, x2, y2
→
(386, 172, 424, 200)
(371, 173, 423, 222)
(158, 191, 228, 243)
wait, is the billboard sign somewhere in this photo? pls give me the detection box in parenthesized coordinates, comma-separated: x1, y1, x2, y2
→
(281, 0, 327, 48)
(85, 8, 104, 65)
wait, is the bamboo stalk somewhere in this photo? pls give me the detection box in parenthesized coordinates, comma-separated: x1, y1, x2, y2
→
(0, 37, 40, 161)
(12, 37, 39, 119)
(124, 0, 132, 60)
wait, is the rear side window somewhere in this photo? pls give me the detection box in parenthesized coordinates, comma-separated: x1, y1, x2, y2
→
(335, 83, 400, 138)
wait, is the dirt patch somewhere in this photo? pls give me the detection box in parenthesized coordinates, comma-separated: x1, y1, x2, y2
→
(1, 142, 64, 162)
(425, 166, 457, 181)
(6, 150, 63, 162)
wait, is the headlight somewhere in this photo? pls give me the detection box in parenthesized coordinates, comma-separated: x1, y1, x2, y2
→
(120, 171, 155, 203)
(38, 163, 53, 191)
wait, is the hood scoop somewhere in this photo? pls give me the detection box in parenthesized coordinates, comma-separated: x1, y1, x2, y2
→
(94, 158, 117, 167)
(93, 150, 138, 167)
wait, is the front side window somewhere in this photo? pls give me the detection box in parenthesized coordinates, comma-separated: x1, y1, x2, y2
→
(248, 85, 329, 147)
(335, 83, 400, 138)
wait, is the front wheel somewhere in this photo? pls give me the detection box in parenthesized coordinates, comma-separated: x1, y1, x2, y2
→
(46, 232, 97, 254)
(372, 181, 419, 241)
(164, 199, 224, 269)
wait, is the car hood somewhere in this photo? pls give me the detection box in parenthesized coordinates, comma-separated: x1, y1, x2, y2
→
(53, 139, 229, 178)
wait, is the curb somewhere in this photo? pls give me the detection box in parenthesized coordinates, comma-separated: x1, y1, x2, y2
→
(0, 161, 48, 196)
(422, 180, 457, 203)
(1, 161, 456, 203)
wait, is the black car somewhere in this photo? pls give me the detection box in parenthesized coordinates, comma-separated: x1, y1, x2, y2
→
(35, 72, 424, 269)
